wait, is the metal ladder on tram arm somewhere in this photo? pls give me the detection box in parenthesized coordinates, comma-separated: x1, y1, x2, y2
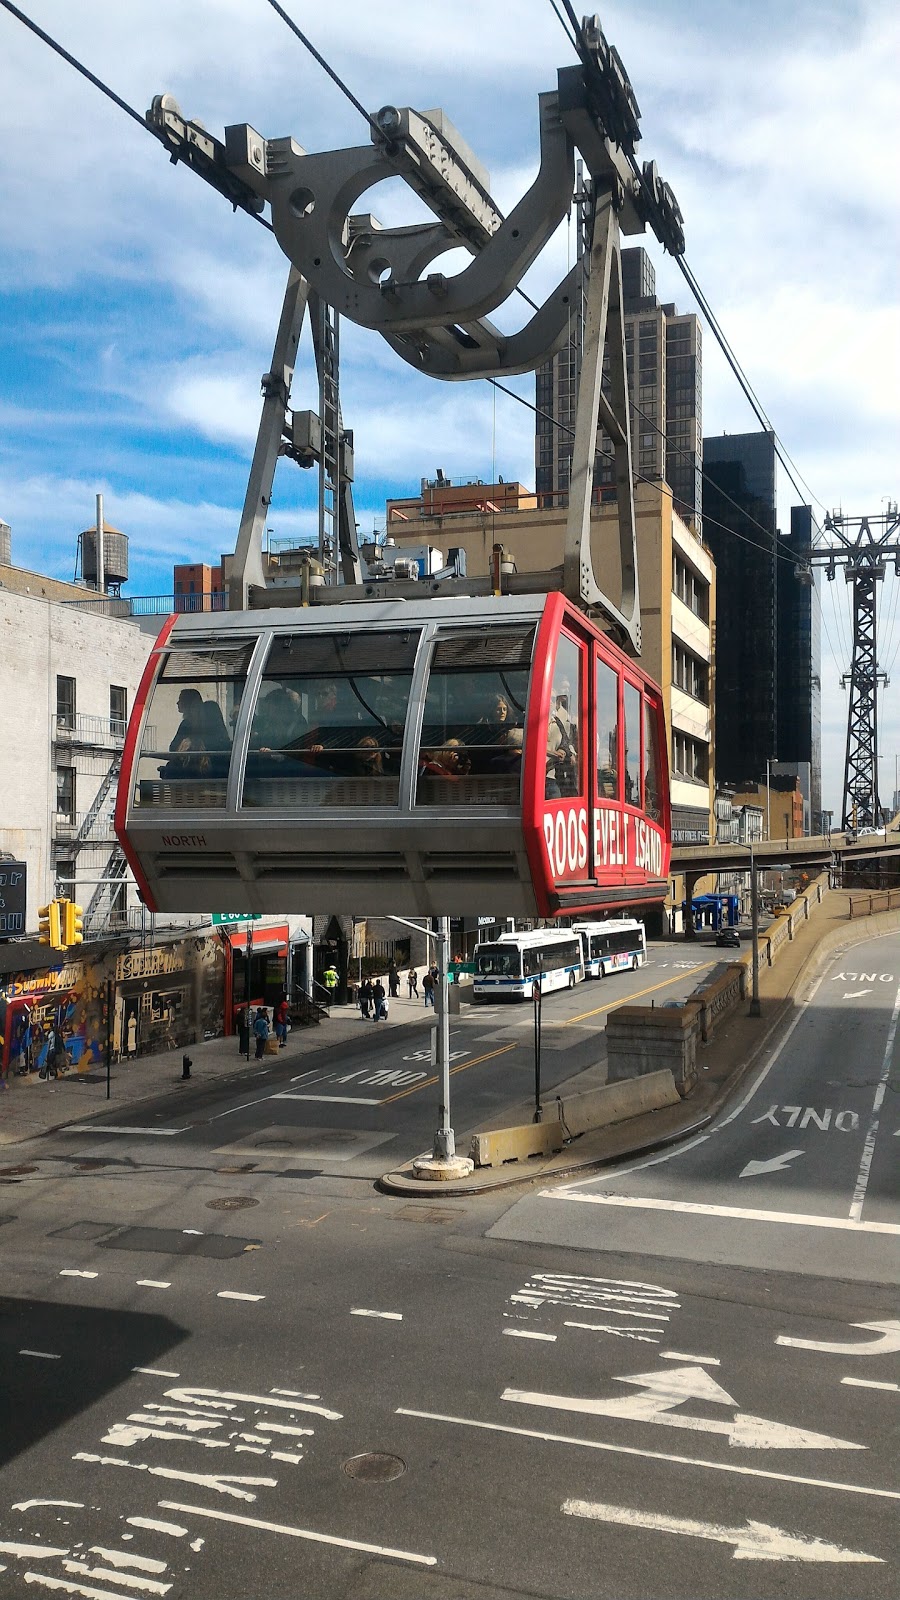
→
(144, 12, 685, 652)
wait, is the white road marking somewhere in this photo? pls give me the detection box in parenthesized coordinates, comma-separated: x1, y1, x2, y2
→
(849, 980, 900, 1222)
(542, 1190, 900, 1235)
(502, 1364, 865, 1450)
(125, 1521, 186, 1539)
(842, 1377, 899, 1392)
(0, 1544, 69, 1558)
(660, 1352, 719, 1365)
(182, 1230, 203, 1236)
(12, 1503, 83, 1513)
(20, 1350, 61, 1360)
(60, 1270, 98, 1279)
(270, 1451, 303, 1463)
(62, 1127, 185, 1137)
(103, 1424, 227, 1451)
(776, 1320, 900, 1356)
(22, 1577, 136, 1599)
(273, 1094, 383, 1105)
(740, 1150, 804, 1178)
(564, 1322, 659, 1343)
(136, 1281, 171, 1290)
(561, 1499, 881, 1564)
(62, 1561, 171, 1595)
(216, 1291, 265, 1303)
(713, 964, 831, 1130)
(88, 1548, 167, 1575)
(397, 1407, 900, 1499)
(503, 1329, 557, 1342)
(133, 1369, 180, 1379)
(350, 1308, 402, 1321)
(163, 1385, 341, 1420)
(156, 1500, 437, 1568)
(842, 989, 873, 999)
(73, 1453, 276, 1502)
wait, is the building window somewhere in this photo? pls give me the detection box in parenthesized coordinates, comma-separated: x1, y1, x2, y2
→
(57, 766, 76, 823)
(672, 642, 709, 704)
(672, 731, 708, 783)
(55, 857, 75, 896)
(110, 685, 127, 736)
(56, 675, 76, 730)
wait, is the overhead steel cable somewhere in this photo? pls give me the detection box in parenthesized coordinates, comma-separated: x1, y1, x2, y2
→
(261, 0, 385, 142)
(0, 0, 274, 230)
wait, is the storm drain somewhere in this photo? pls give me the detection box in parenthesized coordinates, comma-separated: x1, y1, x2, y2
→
(342, 1453, 406, 1483)
(207, 1196, 260, 1212)
(100, 1226, 259, 1259)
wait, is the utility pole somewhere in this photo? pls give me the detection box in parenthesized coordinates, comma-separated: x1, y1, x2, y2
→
(795, 506, 899, 830)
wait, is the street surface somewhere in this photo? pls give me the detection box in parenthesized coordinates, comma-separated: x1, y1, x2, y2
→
(0, 931, 897, 1597)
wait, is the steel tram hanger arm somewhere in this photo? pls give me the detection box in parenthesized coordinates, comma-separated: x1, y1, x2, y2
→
(144, 14, 684, 655)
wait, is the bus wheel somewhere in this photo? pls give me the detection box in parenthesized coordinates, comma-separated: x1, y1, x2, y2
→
(568, 971, 576, 989)
(632, 956, 639, 972)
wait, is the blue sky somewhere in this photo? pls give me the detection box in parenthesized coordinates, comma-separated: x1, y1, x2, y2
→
(1, 0, 898, 814)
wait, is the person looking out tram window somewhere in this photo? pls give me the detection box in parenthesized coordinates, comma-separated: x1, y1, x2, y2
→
(419, 738, 471, 781)
(160, 688, 231, 779)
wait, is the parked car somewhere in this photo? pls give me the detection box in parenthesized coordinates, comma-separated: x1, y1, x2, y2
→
(715, 928, 741, 948)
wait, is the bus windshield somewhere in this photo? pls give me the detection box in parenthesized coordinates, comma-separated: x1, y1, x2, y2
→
(475, 946, 522, 977)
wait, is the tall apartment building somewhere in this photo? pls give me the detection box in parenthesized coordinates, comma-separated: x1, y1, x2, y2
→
(703, 432, 821, 825)
(535, 245, 702, 534)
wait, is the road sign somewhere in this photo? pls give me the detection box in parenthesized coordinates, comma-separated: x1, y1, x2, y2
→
(211, 913, 262, 925)
(0, 860, 27, 935)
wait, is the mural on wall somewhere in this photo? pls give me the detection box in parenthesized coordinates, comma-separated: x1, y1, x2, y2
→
(0, 935, 225, 1076)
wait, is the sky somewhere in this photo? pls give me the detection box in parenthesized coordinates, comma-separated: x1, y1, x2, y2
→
(1, 0, 898, 816)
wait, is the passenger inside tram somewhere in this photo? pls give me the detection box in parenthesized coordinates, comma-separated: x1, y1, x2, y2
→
(158, 688, 231, 779)
(416, 626, 532, 805)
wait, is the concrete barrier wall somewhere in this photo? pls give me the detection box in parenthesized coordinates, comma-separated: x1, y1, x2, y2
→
(606, 872, 830, 1092)
(558, 1069, 680, 1136)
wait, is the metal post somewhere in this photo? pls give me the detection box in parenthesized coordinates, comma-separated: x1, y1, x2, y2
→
(95, 492, 105, 596)
(105, 977, 113, 1098)
(532, 980, 543, 1123)
(245, 924, 254, 1061)
(432, 915, 455, 1160)
(749, 842, 761, 1017)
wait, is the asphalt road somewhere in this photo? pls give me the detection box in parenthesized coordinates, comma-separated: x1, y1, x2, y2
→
(0, 930, 896, 1597)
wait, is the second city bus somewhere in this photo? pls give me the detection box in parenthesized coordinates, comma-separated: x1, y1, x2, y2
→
(572, 918, 647, 978)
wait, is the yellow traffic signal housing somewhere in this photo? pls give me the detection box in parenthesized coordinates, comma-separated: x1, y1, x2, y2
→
(38, 900, 63, 950)
(64, 900, 84, 946)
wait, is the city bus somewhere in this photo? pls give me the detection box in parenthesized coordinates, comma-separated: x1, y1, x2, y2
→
(472, 928, 584, 1001)
(573, 918, 647, 978)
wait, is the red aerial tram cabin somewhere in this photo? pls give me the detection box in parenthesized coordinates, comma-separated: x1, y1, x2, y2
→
(115, 592, 670, 919)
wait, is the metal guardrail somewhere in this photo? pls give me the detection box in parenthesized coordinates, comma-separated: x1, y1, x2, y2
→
(59, 593, 228, 617)
(848, 889, 900, 918)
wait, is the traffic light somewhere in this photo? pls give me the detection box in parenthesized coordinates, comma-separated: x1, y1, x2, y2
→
(64, 900, 84, 947)
(38, 899, 63, 950)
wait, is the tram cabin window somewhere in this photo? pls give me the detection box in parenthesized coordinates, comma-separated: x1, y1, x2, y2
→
(623, 680, 642, 807)
(416, 627, 533, 807)
(643, 696, 662, 821)
(546, 634, 582, 800)
(134, 641, 253, 809)
(596, 657, 619, 799)
(242, 630, 419, 808)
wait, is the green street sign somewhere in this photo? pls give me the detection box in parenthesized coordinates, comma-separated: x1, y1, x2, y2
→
(212, 913, 262, 925)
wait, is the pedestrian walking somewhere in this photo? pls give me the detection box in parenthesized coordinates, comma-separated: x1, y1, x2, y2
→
(237, 1006, 250, 1057)
(322, 962, 339, 1003)
(274, 993, 290, 1048)
(388, 960, 400, 999)
(359, 977, 374, 1020)
(253, 1006, 270, 1060)
(407, 968, 419, 999)
(372, 979, 387, 1020)
(422, 970, 435, 1009)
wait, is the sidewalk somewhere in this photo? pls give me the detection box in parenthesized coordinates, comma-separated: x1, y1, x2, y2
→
(380, 888, 900, 1195)
(0, 989, 436, 1148)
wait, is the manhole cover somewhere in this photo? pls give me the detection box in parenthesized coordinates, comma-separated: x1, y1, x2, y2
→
(216, 1164, 258, 1175)
(206, 1196, 260, 1211)
(342, 1453, 406, 1483)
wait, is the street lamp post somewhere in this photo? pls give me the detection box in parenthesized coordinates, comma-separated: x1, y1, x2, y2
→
(386, 913, 474, 1179)
(749, 839, 761, 1018)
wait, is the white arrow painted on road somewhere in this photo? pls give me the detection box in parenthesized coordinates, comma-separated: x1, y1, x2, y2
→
(561, 1500, 882, 1564)
(776, 1320, 900, 1357)
(502, 1365, 864, 1450)
(842, 988, 873, 998)
(740, 1149, 804, 1178)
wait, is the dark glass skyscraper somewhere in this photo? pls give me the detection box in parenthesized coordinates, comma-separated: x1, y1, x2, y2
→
(703, 434, 822, 819)
(702, 431, 778, 787)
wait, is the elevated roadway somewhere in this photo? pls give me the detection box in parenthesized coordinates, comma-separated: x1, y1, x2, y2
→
(672, 822, 900, 877)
